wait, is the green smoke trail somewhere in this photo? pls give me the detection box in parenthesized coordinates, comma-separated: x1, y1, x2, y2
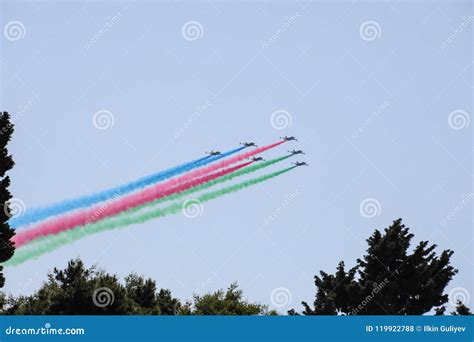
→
(7, 166, 296, 266)
(11, 155, 291, 263)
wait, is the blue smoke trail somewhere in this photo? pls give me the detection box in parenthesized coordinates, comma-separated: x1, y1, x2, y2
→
(10, 146, 245, 229)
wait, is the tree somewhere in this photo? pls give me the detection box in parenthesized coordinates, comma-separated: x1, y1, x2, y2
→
(28, 259, 129, 315)
(296, 219, 458, 315)
(0, 259, 274, 316)
(451, 300, 471, 316)
(125, 274, 159, 314)
(0, 112, 16, 288)
(0, 258, 181, 315)
(434, 306, 446, 316)
(156, 289, 181, 315)
(183, 282, 273, 315)
(125, 274, 181, 314)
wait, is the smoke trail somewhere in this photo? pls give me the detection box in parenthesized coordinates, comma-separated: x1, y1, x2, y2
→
(7, 166, 295, 266)
(13, 161, 253, 247)
(13, 141, 285, 245)
(187, 141, 285, 181)
(123, 155, 293, 216)
(10, 146, 245, 229)
(16, 155, 290, 248)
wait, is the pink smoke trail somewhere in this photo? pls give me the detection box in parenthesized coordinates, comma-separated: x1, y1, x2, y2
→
(13, 161, 253, 247)
(13, 140, 284, 247)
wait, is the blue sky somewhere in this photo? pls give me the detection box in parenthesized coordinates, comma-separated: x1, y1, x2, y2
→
(1, 1, 472, 313)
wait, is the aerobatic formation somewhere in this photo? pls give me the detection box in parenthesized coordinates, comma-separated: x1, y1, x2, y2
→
(6, 137, 307, 266)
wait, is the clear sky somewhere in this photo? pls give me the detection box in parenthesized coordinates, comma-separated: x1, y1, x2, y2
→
(1, 0, 472, 313)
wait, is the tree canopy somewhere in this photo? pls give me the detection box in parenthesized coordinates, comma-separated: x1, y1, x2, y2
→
(293, 219, 461, 315)
(0, 259, 181, 315)
(181, 282, 274, 315)
(451, 300, 472, 316)
(0, 259, 269, 315)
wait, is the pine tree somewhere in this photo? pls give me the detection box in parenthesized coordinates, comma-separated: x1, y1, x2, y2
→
(47, 259, 129, 315)
(186, 283, 271, 315)
(297, 219, 458, 315)
(0, 112, 16, 288)
(451, 300, 471, 316)
(156, 289, 181, 315)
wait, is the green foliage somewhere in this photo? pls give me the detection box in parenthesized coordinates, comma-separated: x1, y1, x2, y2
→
(451, 300, 472, 316)
(156, 289, 181, 315)
(182, 282, 270, 315)
(125, 274, 180, 315)
(434, 306, 446, 315)
(0, 259, 267, 315)
(297, 219, 459, 315)
(0, 258, 180, 315)
(435, 300, 472, 316)
(0, 112, 16, 288)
